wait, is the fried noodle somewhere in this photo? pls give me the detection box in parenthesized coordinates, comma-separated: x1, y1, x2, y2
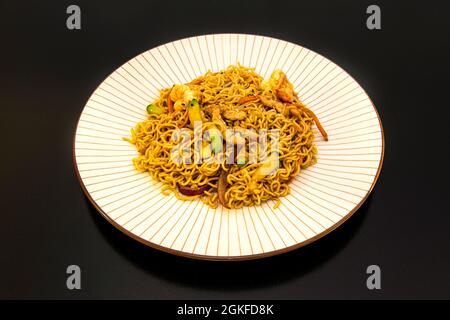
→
(125, 65, 324, 209)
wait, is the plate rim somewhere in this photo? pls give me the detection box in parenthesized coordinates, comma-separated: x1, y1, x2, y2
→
(73, 33, 385, 261)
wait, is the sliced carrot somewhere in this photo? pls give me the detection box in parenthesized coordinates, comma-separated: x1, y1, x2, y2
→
(168, 98, 173, 113)
(190, 78, 204, 85)
(296, 102, 328, 141)
(238, 95, 259, 104)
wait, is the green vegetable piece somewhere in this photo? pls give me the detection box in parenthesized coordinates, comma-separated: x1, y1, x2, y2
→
(146, 103, 164, 115)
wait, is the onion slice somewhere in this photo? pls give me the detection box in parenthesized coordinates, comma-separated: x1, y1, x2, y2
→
(177, 184, 210, 196)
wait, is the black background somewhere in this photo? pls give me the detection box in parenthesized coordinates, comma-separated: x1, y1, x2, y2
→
(1, 0, 449, 299)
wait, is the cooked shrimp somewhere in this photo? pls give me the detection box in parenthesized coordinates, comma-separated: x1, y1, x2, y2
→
(170, 84, 195, 101)
(275, 72, 295, 102)
(170, 84, 199, 111)
(261, 70, 294, 102)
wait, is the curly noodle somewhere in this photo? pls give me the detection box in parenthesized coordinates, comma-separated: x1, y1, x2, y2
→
(125, 65, 323, 209)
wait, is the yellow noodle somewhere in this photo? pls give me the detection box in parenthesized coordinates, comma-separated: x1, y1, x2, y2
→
(125, 65, 319, 209)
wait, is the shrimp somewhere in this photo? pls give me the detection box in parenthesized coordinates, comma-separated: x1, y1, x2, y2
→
(170, 84, 199, 111)
(261, 70, 295, 102)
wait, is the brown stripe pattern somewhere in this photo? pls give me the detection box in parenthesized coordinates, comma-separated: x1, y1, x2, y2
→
(74, 34, 384, 260)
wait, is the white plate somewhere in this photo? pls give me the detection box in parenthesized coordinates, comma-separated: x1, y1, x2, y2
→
(74, 34, 384, 260)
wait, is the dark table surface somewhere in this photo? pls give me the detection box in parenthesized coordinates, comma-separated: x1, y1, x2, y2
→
(1, 0, 449, 299)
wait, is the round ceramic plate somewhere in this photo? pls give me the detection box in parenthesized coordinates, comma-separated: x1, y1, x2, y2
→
(74, 34, 384, 261)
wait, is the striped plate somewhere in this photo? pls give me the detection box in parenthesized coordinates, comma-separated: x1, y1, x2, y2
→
(74, 34, 384, 260)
